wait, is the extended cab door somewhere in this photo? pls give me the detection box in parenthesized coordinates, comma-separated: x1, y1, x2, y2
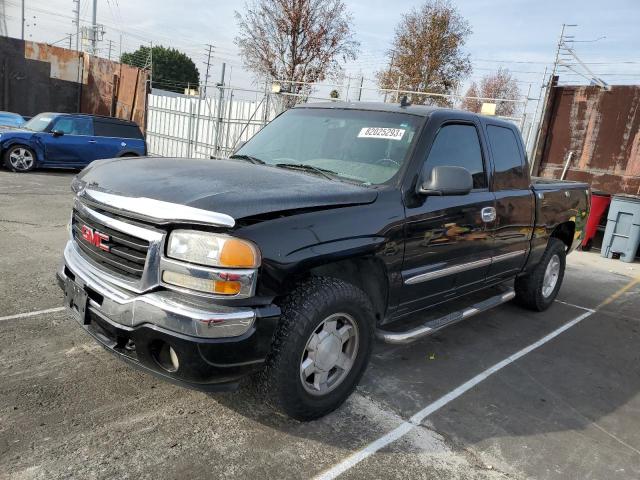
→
(483, 121, 535, 280)
(41, 116, 95, 165)
(398, 117, 496, 316)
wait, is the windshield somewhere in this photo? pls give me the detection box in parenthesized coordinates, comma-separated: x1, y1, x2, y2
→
(0, 114, 25, 127)
(235, 108, 423, 185)
(23, 113, 57, 132)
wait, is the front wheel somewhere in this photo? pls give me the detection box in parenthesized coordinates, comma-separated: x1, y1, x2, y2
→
(4, 145, 37, 172)
(258, 277, 375, 421)
(515, 238, 566, 311)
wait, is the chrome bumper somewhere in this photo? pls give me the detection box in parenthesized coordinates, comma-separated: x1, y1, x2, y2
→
(58, 240, 256, 338)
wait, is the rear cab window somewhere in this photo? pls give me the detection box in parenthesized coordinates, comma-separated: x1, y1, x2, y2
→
(424, 123, 487, 189)
(486, 125, 528, 190)
(94, 120, 144, 140)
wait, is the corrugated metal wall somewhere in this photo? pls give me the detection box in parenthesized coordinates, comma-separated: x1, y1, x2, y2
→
(536, 85, 640, 195)
(146, 91, 277, 158)
(0, 36, 147, 129)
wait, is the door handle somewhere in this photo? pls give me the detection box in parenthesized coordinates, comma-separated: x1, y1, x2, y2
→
(481, 207, 496, 223)
(88, 140, 97, 143)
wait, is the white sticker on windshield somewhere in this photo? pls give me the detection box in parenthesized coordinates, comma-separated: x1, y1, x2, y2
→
(358, 127, 406, 141)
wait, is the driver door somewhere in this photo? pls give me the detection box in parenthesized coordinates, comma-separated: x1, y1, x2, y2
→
(41, 116, 94, 165)
(398, 120, 496, 316)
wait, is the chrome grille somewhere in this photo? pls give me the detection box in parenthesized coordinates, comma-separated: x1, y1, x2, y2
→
(72, 209, 150, 280)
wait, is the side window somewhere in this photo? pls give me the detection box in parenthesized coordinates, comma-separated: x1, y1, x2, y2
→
(424, 124, 487, 189)
(52, 117, 74, 134)
(95, 121, 142, 139)
(52, 117, 93, 135)
(487, 125, 527, 190)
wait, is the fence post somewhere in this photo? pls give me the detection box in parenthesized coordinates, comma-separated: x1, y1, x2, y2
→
(213, 62, 226, 157)
(224, 90, 234, 156)
(186, 100, 194, 157)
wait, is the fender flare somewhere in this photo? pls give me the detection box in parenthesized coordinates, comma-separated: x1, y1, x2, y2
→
(117, 150, 140, 157)
(1, 139, 43, 163)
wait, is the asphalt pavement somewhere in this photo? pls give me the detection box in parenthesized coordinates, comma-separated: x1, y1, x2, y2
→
(1, 170, 639, 479)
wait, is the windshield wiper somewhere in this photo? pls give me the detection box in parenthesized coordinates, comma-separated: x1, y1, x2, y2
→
(274, 163, 336, 181)
(229, 154, 265, 165)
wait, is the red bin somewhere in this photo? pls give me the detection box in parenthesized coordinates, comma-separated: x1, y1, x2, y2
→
(582, 191, 611, 249)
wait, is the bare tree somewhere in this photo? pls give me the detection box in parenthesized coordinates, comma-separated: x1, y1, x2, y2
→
(377, 0, 472, 106)
(235, 0, 359, 105)
(462, 68, 521, 116)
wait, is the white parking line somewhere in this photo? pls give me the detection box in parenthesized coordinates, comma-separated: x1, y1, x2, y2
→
(315, 309, 595, 480)
(554, 299, 595, 312)
(0, 307, 65, 322)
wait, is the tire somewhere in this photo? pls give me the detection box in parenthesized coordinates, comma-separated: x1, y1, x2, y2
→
(258, 277, 375, 421)
(515, 238, 566, 311)
(4, 145, 37, 172)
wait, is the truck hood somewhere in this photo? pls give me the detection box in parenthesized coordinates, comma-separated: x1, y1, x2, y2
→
(75, 157, 378, 221)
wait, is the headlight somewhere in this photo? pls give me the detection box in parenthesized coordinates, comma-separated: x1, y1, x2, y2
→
(163, 230, 260, 297)
(167, 230, 260, 268)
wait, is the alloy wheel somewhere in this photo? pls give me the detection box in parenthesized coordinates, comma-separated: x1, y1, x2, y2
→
(299, 312, 359, 396)
(9, 148, 35, 171)
(542, 254, 561, 298)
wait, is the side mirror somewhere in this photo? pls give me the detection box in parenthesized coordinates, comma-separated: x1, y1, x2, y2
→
(418, 165, 473, 196)
(51, 129, 64, 137)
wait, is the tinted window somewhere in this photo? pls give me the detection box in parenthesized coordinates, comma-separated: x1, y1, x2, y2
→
(52, 116, 93, 135)
(94, 120, 143, 139)
(424, 124, 486, 189)
(487, 125, 527, 190)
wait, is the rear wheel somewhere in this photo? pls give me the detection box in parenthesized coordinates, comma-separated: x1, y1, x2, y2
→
(4, 145, 36, 172)
(258, 277, 374, 421)
(515, 238, 566, 311)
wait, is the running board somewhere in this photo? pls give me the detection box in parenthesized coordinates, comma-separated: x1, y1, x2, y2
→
(376, 288, 516, 345)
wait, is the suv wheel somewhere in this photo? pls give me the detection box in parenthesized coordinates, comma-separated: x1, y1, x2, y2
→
(258, 277, 374, 421)
(5, 145, 36, 172)
(515, 238, 566, 311)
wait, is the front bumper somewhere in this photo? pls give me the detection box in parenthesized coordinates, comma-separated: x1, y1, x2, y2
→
(57, 240, 280, 391)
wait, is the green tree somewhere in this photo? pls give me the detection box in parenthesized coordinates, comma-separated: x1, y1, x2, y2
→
(121, 45, 199, 94)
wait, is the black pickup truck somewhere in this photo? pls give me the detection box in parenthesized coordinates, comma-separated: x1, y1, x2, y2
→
(58, 102, 589, 420)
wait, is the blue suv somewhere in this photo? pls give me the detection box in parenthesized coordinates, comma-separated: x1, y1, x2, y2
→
(1, 113, 147, 172)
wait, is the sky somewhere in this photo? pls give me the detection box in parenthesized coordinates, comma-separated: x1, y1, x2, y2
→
(3, 0, 640, 106)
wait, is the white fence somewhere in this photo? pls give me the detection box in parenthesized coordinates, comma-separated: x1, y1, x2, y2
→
(146, 87, 539, 160)
(146, 89, 279, 158)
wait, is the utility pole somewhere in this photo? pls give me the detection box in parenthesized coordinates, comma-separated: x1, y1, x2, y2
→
(91, 0, 98, 55)
(0, 0, 8, 38)
(357, 75, 364, 101)
(213, 62, 226, 157)
(192, 44, 214, 157)
(21, 0, 25, 39)
(67, 33, 73, 49)
(531, 24, 576, 173)
(383, 51, 396, 103)
(73, 0, 80, 52)
(107, 39, 114, 61)
(202, 44, 214, 96)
